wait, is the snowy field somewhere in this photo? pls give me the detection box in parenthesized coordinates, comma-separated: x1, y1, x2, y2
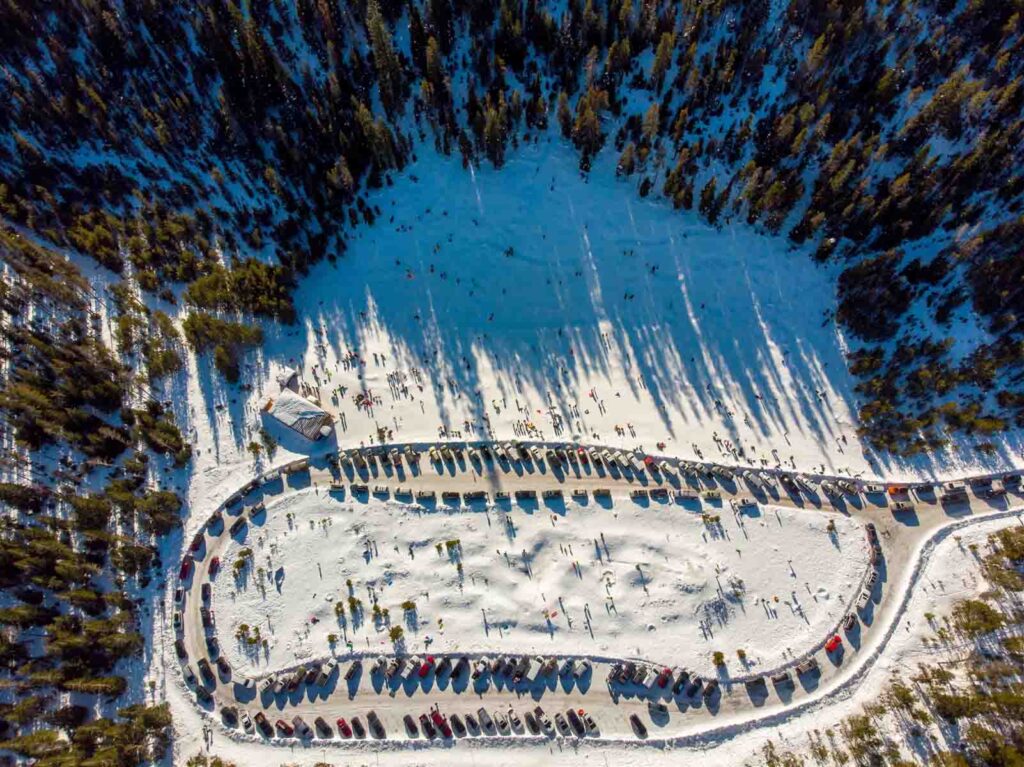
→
(264, 138, 864, 477)
(190, 135, 1017, 487)
(212, 489, 868, 676)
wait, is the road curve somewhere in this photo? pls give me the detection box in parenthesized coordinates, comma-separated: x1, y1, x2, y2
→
(172, 441, 1021, 748)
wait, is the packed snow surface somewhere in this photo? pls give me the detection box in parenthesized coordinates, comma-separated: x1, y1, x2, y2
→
(212, 490, 867, 675)
(224, 137, 1013, 482)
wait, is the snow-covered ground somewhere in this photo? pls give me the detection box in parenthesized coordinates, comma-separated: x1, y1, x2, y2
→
(178, 135, 1021, 505)
(163, 135, 1024, 765)
(213, 491, 867, 676)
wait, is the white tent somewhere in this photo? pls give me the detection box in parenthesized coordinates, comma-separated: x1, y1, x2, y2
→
(263, 389, 333, 440)
(276, 367, 299, 390)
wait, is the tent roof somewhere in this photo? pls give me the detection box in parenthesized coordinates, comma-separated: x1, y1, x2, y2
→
(264, 389, 332, 440)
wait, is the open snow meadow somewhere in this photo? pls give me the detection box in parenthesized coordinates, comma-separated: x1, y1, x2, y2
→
(243, 139, 876, 477)
(214, 489, 868, 676)
(210, 135, 1016, 488)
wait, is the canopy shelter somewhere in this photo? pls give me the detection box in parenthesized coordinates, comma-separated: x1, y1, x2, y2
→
(262, 389, 333, 440)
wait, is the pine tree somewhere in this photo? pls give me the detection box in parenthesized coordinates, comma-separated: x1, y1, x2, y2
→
(617, 142, 637, 176)
(366, 0, 405, 114)
(557, 91, 572, 138)
(699, 177, 718, 221)
(650, 32, 675, 91)
(409, 4, 428, 73)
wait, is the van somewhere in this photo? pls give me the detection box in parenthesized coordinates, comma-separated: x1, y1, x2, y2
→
(796, 658, 818, 674)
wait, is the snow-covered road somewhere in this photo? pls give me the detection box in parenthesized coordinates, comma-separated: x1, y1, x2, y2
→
(170, 443, 1022, 757)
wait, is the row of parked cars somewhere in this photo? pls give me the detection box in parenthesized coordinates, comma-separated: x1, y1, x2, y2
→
(405, 704, 598, 740)
(470, 654, 592, 684)
(608, 662, 719, 700)
(223, 707, 385, 740)
(259, 658, 341, 695)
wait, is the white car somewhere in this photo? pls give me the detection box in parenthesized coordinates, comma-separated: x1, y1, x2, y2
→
(573, 659, 591, 679)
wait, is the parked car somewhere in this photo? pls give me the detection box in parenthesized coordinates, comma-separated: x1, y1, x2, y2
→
(304, 663, 321, 684)
(630, 713, 648, 737)
(216, 656, 230, 676)
(275, 719, 294, 737)
(672, 669, 690, 695)
(418, 655, 436, 677)
(524, 711, 540, 734)
(436, 656, 452, 676)
(655, 667, 673, 688)
(431, 710, 451, 738)
(404, 714, 418, 736)
(450, 712, 467, 737)
(476, 707, 494, 732)
(259, 677, 275, 695)
(685, 675, 703, 696)
(336, 717, 352, 738)
(208, 557, 220, 575)
(704, 678, 720, 698)
(314, 716, 332, 737)
(206, 635, 219, 656)
(494, 710, 509, 733)
(453, 656, 470, 678)
(559, 658, 575, 676)
(197, 658, 214, 684)
(240, 711, 253, 734)
(367, 710, 385, 738)
(507, 707, 522, 731)
(566, 708, 586, 736)
(351, 717, 366, 738)
(183, 666, 197, 686)
(254, 711, 272, 736)
(174, 639, 187, 658)
(345, 659, 362, 681)
(291, 716, 313, 739)
(579, 709, 597, 733)
(317, 658, 338, 685)
(419, 713, 436, 738)
(554, 712, 571, 735)
(574, 658, 591, 679)
(533, 706, 553, 733)
(173, 611, 182, 631)
(772, 670, 793, 687)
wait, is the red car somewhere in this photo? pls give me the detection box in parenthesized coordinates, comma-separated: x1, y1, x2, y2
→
(208, 557, 220, 575)
(179, 557, 192, 579)
(656, 668, 672, 688)
(418, 655, 435, 678)
(825, 634, 842, 653)
(336, 717, 352, 738)
(431, 710, 452, 738)
(275, 719, 294, 736)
